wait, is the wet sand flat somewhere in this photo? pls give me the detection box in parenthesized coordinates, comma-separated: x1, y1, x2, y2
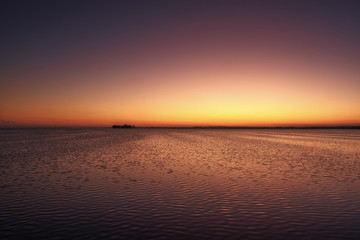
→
(1, 128, 360, 239)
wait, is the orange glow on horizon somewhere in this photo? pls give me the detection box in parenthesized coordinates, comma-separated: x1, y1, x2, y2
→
(1, 3, 359, 127)
(2, 57, 360, 127)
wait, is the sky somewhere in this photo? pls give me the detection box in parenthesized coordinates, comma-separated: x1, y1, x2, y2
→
(1, 0, 360, 127)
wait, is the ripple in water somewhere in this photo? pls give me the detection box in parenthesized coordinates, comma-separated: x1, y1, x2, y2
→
(0, 128, 360, 239)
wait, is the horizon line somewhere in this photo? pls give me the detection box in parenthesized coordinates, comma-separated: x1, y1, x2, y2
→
(1, 125, 360, 129)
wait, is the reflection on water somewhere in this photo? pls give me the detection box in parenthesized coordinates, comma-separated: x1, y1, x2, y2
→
(1, 128, 360, 239)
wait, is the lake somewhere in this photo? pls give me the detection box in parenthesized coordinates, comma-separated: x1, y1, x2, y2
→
(1, 128, 359, 239)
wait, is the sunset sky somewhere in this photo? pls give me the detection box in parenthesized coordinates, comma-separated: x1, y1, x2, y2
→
(1, 0, 360, 127)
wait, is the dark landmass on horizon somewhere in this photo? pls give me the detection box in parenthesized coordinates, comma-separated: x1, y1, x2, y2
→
(112, 124, 135, 128)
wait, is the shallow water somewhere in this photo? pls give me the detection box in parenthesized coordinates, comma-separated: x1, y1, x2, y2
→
(1, 128, 360, 239)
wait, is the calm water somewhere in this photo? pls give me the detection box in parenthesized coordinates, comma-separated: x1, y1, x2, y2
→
(1, 128, 360, 239)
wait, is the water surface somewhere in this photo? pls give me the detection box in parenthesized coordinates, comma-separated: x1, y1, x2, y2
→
(1, 128, 360, 239)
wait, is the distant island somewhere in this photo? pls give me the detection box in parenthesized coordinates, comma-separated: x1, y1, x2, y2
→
(112, 124, 135, 128)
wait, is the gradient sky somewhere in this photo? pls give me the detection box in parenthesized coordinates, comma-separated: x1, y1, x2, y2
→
(1, 0, 360, 127)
